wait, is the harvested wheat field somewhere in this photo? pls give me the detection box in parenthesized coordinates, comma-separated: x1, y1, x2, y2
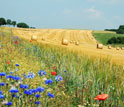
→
(12, 27, 124, 65)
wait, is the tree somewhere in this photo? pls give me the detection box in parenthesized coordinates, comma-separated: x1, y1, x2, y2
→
(17, 22, 29, 28)
(6, 19, 12, 25)
(0, 17, 6, 26)
(11, 21, 16, 27)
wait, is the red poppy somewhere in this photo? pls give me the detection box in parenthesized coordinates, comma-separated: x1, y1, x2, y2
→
(53, 66, 56, 69)
(14, 41, 19, 44)
(94, 94, 109, 101)
(7, 60, 10, 64)
(51, 72, 57, 76)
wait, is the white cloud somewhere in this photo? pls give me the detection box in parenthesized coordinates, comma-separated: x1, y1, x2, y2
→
(84, 7, 103, 19)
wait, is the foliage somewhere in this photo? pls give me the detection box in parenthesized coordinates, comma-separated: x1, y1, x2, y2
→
(107, 37, 124, 44)
(11, 21, 16, 27)
(17, 22, 29, 28)
(0, 17, 6, 26)
(6, 19, 12, 25)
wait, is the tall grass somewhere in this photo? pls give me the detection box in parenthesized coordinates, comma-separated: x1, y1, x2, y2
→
(0, 27, 124, 107)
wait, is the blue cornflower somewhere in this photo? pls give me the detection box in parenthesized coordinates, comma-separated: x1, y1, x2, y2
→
(0, 90, 2, 94)
(35, 101, 40, 105)
(35, 94, 41, 98)
(15, 64, 19, 66)
(12, 76, 21, 81)
(55, 75, 62, 81)
(6, 102, 12, 106)
(6, 75, 13, 79)
(64, 70, 66, 72)
(9, 89, 19, 93)
(26, 72, 35, 79)
(45, 79, 53, 85)
(15, 68, 18, 72)
(20, 84, 29, 89)
(0, 72, 6, 76)
(32, 89, 38, 93)
(0, 95, 4, 99)
(24, 90, 32, 95)
(38, 70, 46, 76)
(47, 92, 54, 98)
(0, 82, 5, 86)
(37, 87, 45, 92)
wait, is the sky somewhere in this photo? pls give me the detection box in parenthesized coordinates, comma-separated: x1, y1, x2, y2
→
(0, 0, 124, 30)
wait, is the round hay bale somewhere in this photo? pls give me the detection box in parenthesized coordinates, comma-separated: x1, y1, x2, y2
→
(75, 42, 79, 45)
(121, 47, 124, 50)
(62, 39, 68, 45)
(42, 37, 45, 41)
(97, 44, 103, 49)
(116, 47, 120, 50)
(31, 35, 37, 41)
(108, 45, 111, 49)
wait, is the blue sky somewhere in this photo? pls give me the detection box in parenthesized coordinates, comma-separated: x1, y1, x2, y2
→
(0, 0, 124, 30)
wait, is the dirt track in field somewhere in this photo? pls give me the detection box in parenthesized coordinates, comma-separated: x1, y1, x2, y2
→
(12, 28, 124, 66)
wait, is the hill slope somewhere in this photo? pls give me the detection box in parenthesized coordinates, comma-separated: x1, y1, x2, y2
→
(11, 27, 124, 65)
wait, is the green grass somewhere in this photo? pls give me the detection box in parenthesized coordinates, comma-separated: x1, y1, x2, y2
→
(0, 27, 124, 107)
(93, 32, 124, 46)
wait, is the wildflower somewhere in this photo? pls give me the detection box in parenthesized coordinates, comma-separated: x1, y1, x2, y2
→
(0, 95, 4, 99)
(0, 72, 6, 76)
(0, 82, 5, 86)
(14, 41, 19, 44)
(1, 99, 8, 105)
(45, 79, 53, 85)
(5, 102, 12, 106)
(53, 66, 56, 69)
(15, 68, 18, 72)
(94, 94, 109, 101)
(12, 94, 19, 98)
(24, 90, 32, 95)
(15, 64, 19, 66)
(37, 87, 45, 92)
(35, 101, 40, 105)
(51, 72, 56, 76)
(26, 72, 35, 79)
(6, 75, 13, 79)
(0, 90, 2, 94)
(7, 60, 10, 64)
(64, 70, 66, 72)
(47, 92, 54, 98)
(43, 77, 47, 81)
(9, 89, 19, 93)
(12, 76, 21, 81)
(38, 70, 46, 76)
(32, 89, 38, 94)
(20, 84, 29, 89)
(55, 75, 62, 81)
(35, 94, 41, 98)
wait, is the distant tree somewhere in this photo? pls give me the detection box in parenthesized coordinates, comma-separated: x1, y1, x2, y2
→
(6, 19, 12, 25)
(17, 22, 29, 28)
(118, 25, 124, 30)
(11, 21, 16, 27)
(116, 29, 124, 34)
(0, 17, 6, 26)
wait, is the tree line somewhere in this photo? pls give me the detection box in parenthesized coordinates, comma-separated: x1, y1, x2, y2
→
(0, 17, 35, 28)
(107, 37, 124, 44)
(105, 25, 124, 34)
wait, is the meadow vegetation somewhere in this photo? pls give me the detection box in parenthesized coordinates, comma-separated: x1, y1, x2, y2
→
(0, 27, 124, 107)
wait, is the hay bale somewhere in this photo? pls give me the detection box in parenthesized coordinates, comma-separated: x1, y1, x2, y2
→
(62, 39, 68, 45)
(116, 47, 120, 50)
(108, 45, 111, 49)
(42, 37, 45, 41)
(121, 47, 124, 50)
(75, 42, 79, 45)
(31, 35, 37, 41)
(97, 44, 103, 49)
